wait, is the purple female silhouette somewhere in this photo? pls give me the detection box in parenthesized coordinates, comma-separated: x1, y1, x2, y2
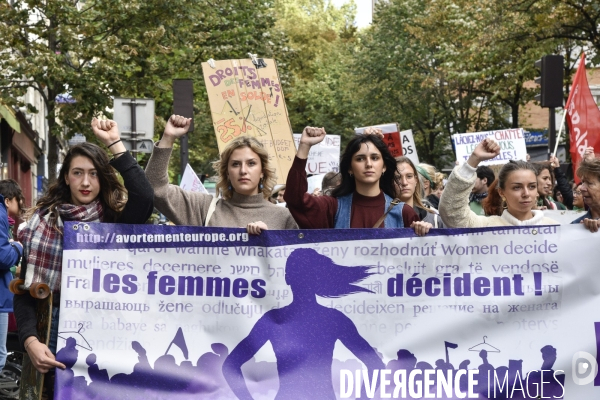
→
(222, 248, 385, 399)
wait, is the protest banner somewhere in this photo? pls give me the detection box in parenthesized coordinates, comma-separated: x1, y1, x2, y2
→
(293, 134, 340, 174)
(56, 223, 599, 399)
(179, 164, 208, 194)
(201, 58, 295, 184)
(452, 129, 527, 165)
(543, 210, 587, 225)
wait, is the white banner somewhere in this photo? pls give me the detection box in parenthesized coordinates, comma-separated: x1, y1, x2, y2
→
(55, 223, 600, 399)
(544, 210, 587, 225)
(452, 129, 527, 165)
(293, 134, 340, 174)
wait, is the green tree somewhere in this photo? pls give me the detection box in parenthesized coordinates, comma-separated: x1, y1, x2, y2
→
(351, 0, 560, 167)
(505, 0, 600, 63)
(412, 0, 558, 129)
(0, 0, 284, 182)
(273, 0, 360, 140)
(352, 0, 488, 166)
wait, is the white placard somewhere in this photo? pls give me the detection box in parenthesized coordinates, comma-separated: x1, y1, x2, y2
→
(179, 163, 208, 194)
(452, 128, 527, 165)
(293, 134, 340, 174)
(400, 129, 419, 165)
(307, 173, 327, 194)
(355, 123, 420, 165)
(543, 209, 587, 225)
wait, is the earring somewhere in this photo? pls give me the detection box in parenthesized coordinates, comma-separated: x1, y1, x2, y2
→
(501, 197, 507, 209)
(349, 173, 354, 178)
(259, 178, 264, 191)
(227, 181, 232, 191)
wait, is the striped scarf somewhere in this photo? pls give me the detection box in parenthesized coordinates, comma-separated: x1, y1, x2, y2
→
(19, 200, 103, 292)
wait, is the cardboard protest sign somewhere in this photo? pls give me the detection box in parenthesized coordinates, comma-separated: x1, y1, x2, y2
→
(201, 59, 295, 183)
(452, 128, 527, 165)
(293, 134, 340, 174)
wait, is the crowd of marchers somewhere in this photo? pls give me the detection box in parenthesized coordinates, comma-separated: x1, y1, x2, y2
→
(0, 114, 598, 399)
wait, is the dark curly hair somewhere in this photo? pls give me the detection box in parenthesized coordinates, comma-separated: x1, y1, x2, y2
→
(26, 143, 127, 226)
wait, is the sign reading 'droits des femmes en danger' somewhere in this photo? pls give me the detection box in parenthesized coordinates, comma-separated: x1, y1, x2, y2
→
(55, 223, 600, 399)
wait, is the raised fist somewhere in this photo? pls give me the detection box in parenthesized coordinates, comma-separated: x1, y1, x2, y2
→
(91, 118, 120, 146)
(164, 115, 192, 139)
(471, 137, 501, 163)
(299, 126, 326, 147)
(364, 127, 384, 140)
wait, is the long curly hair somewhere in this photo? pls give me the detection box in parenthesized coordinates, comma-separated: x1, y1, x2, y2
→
(26, 143, 127, 226)
(213, 136, 276, 200)
(331, 134, 397, 198)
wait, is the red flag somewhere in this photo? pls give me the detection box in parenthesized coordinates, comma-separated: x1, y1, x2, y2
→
(565, 53, 600, 182)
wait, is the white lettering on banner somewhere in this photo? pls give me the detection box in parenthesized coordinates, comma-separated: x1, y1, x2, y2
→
(54, 224, 600, 399)
(339, 369, 480, 398)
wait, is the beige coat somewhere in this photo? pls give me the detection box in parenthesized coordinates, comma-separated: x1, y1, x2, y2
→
(145, 145, 298, 229)
(439, 164, 558, 228)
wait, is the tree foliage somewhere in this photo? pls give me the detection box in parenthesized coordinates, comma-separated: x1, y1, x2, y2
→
(273, 0, 360, 141)
(0, 0, 283, 180)
(1, 0, 593, 178)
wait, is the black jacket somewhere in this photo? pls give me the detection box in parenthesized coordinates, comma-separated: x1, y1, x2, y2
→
(14, 152, 154, 349)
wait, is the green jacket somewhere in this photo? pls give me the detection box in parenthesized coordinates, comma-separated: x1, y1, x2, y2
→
(469, 201, 485, 216)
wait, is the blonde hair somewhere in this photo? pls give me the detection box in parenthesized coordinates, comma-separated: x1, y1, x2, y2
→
(433, 172, 446, 190)
(213, 136, 276, 200)
(417, 163, 437, 187)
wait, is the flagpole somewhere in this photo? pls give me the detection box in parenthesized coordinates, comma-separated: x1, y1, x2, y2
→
(553, 51, 586, 158)
(552, 108, 568, 158)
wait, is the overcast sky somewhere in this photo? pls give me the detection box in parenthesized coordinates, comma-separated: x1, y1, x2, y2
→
(330, 0, 373, 29)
